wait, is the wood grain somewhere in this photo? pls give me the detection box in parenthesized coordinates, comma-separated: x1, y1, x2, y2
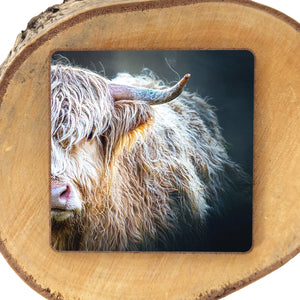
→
(0, 0, 299, 299)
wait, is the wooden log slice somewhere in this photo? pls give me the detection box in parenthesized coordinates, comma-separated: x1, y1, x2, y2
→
(0, 0, 299, 299)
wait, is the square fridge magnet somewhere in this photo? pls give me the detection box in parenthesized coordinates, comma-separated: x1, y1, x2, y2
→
(50, 50, 253, 252)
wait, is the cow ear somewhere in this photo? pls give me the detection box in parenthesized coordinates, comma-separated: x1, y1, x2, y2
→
(112, 100, 152, 134)
(105, 101, 151, 156)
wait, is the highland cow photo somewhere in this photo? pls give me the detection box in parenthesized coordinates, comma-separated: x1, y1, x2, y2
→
(50, 51, 253, 252)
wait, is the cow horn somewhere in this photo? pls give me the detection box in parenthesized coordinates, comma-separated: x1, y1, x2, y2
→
(109, 74, 191, 105)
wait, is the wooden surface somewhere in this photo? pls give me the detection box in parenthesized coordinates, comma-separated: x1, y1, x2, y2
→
(0, 0, 299, 299)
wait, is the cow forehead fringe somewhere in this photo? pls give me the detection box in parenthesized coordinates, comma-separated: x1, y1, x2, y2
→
(51, 65, 112, 148)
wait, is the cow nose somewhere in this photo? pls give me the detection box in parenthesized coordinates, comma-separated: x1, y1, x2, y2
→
(51, 182, 71, 209)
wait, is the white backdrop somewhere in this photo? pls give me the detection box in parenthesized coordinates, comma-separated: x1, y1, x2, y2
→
(0, 1, 299, 299)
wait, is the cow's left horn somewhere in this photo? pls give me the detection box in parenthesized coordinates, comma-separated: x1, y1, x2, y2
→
(109, 74, 191, 105)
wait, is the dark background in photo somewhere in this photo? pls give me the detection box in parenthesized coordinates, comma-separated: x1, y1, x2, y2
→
(52, 50, 254, 251)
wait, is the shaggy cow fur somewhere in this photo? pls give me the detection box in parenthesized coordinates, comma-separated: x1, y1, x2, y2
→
(51, 64, 252, 251)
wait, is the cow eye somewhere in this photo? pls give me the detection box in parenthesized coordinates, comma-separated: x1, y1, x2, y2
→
(87, 132, 94, 140)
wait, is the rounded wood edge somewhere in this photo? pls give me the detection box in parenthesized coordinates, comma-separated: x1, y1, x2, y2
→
(0, 0, 299, 299)
(201, 246, 300, 300)
(0, 0, 299, 97)
(0, 238, 62, 300)
(1, 235, 299, 300)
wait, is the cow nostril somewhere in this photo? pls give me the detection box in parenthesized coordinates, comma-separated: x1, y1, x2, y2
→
(60, 184, 71, 200)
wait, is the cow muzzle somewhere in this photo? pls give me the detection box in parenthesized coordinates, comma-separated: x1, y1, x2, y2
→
(51, 181, 80, 222)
